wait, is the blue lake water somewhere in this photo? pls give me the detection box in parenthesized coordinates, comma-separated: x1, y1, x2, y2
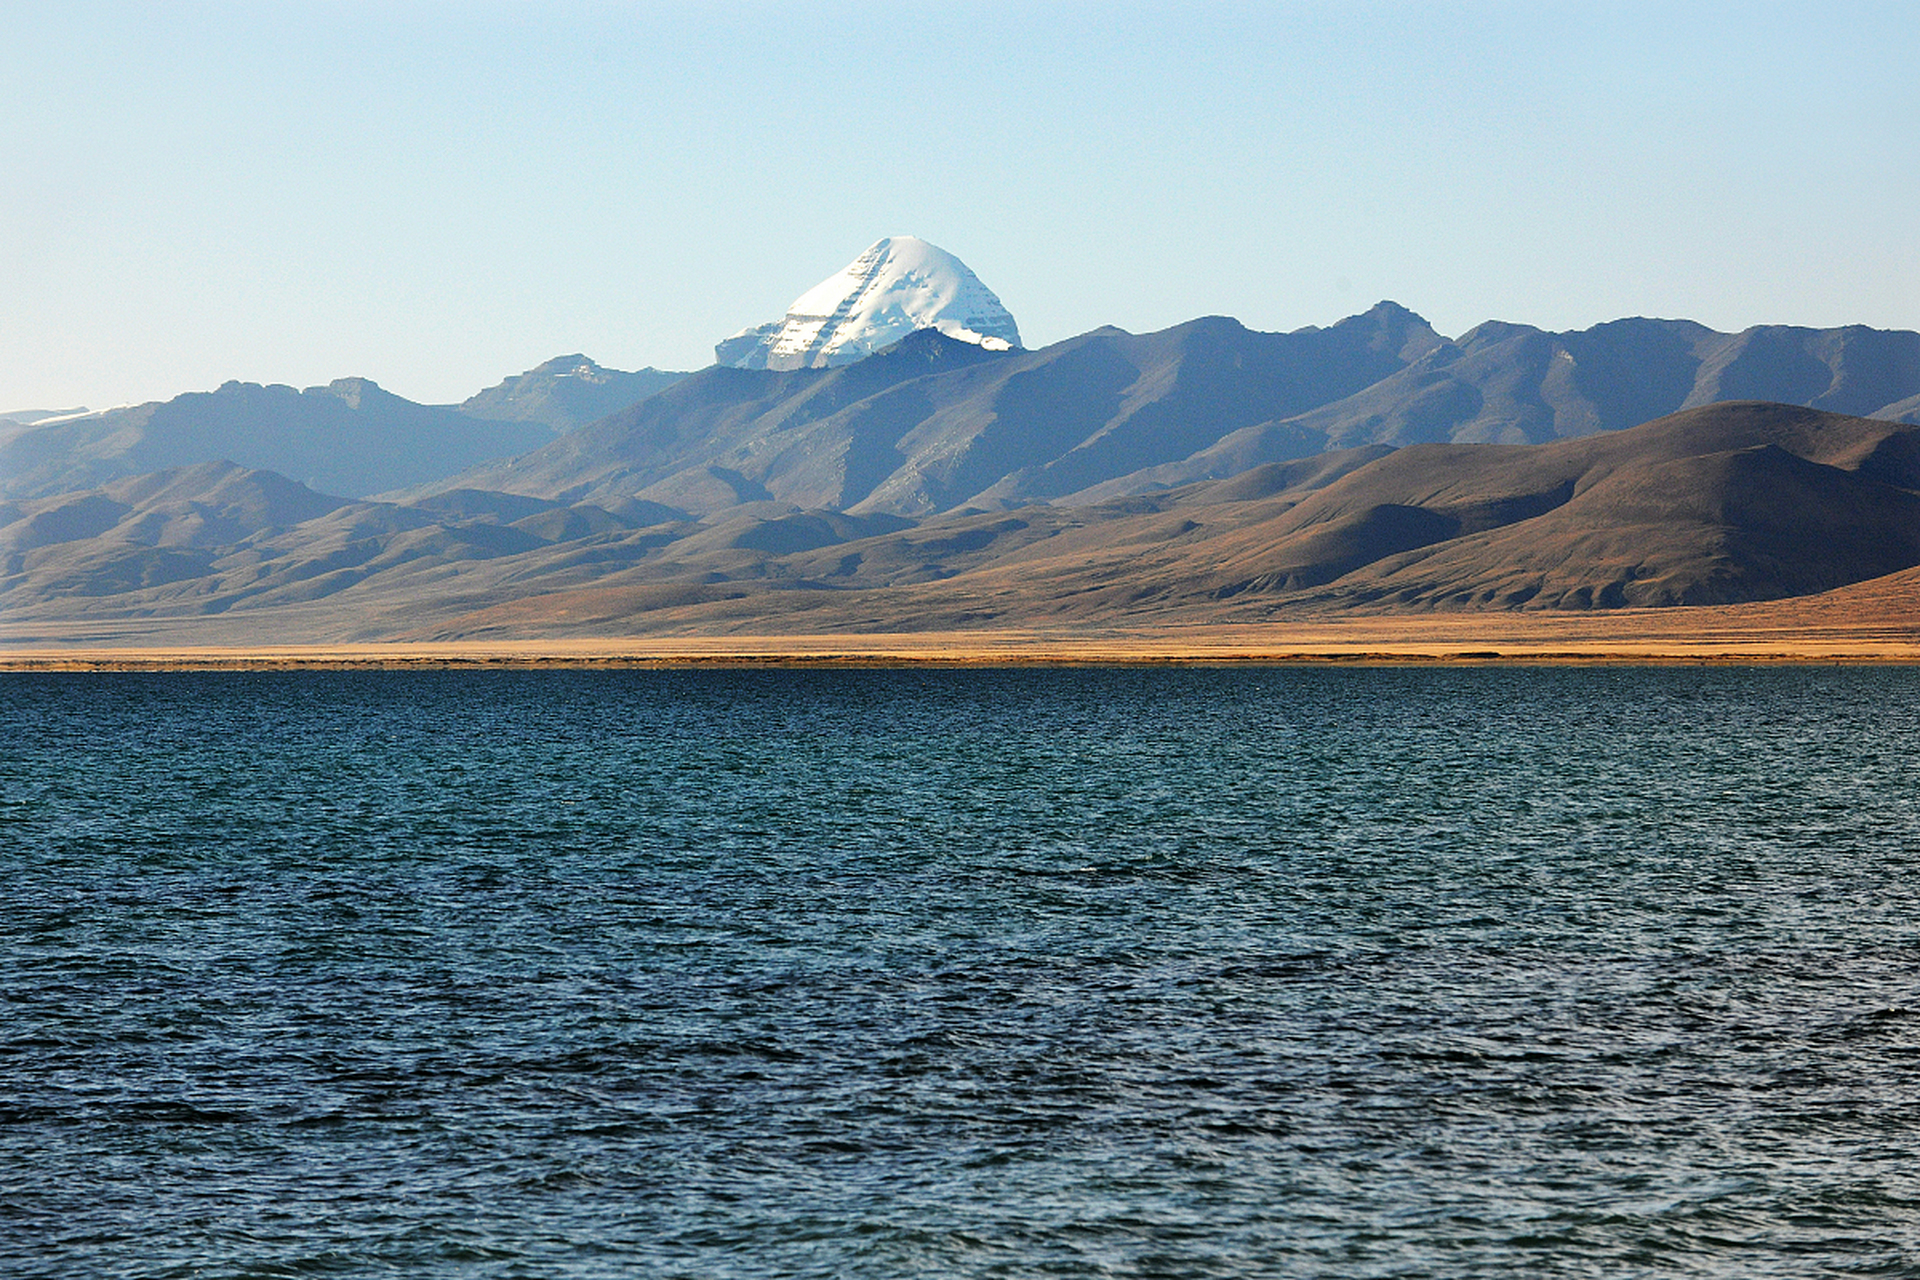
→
(5, 667, 1920, 1278)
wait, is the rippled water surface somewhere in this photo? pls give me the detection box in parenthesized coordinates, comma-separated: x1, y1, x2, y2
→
(7, 667, 1920, 1278)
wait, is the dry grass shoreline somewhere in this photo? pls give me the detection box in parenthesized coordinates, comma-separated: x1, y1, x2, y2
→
(6, 612, 1920, 671)
(8, 534, 1920, 670)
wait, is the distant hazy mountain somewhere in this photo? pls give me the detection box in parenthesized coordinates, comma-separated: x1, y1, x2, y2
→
(0, 378, 557, 501)
(459, 355, 685, 432)
(9, 402, 1920, 645)
(716, 237, 1022, 370)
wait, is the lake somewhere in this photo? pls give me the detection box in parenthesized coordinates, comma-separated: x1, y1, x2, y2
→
(6, 667, 1919, 1277)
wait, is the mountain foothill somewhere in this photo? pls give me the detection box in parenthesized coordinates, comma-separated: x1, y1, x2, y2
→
(7, 297, 1920, 644)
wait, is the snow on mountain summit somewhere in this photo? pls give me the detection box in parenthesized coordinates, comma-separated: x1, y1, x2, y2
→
(716, 237, 1022, 370)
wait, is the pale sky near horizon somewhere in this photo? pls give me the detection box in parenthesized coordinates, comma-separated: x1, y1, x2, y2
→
(4, 1, 1916, 413)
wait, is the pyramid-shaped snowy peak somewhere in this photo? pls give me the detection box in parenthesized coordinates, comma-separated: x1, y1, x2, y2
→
(716, 237, 1022, 370)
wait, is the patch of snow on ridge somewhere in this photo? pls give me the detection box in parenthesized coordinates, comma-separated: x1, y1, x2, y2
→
(8, 405, 130, 426)
(717, 237, 1021, 370)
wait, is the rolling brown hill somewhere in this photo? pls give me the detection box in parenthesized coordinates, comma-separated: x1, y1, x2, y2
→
(1199, 401, 1920, 609)
(6, 401, 1916, 649)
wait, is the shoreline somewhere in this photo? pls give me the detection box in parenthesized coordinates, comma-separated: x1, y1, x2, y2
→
(6, 627, 1920, 671)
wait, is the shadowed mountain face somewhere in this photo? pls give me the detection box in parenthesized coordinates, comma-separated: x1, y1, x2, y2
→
(8, 403, 1920, 645)
(1196, 402, 1920, 610)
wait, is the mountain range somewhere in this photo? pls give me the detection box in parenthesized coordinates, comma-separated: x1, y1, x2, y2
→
(8, 239, 1920, 645)
(404, 303, 1920, 521)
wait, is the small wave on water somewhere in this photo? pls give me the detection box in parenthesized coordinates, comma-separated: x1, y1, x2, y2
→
(5, 667, 1920, 1277)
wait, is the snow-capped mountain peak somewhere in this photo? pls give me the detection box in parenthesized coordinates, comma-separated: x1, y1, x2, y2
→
(716, 237, 1021, 370)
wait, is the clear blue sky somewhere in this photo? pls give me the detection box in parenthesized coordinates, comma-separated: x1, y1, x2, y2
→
(4, 0, 1916, 412)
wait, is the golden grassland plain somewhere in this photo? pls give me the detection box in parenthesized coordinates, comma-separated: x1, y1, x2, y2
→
(6, 578, 1920, 670)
